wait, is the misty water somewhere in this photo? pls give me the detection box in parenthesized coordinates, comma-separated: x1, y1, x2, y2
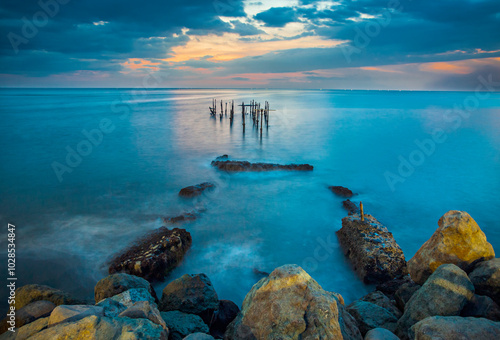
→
(1, 88, 499, 309)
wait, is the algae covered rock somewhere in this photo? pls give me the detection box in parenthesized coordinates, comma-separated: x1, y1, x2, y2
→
(408, 210, 495, 285)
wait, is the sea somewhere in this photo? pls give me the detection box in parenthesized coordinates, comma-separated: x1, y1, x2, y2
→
(1, 88, 499, 310)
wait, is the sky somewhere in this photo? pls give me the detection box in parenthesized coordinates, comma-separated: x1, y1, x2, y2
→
(0, 0, 499, 90)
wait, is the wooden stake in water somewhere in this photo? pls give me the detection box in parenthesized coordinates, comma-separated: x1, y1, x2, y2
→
(360, 202, 364, 221)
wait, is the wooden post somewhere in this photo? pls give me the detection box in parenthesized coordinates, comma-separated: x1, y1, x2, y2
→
(360, 202, 364, 221)
(225, 102, 227, 116)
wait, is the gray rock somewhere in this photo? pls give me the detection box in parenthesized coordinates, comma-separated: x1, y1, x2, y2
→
(347, 301, 398, 335)
(210, 300, 239, 338)
(160, 274, 219, 325)
(469, 258, 500, 305)
(395, 264, 475, 339)
(109, 288, 157, 308)
(410, 316, 500, 340)
(359, 291, 402, 318)
(394, 282, 420, 312)
(96, 297, 127, 317)
(48, 305, 104, 326)
(94, 273, 158, 303)
(119, 300, 167, 330)
(161, 311, 209, 340)
(337, 303, 363, 340)
(0, 300, 55, 334)
(461, 294, 500, 321)
(365, 328, 400, 340)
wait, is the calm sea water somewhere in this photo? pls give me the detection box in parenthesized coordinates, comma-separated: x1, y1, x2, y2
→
(1, 88, 499, 309)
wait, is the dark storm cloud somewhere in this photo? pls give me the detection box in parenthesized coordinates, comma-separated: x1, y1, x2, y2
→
(254, 7, 298, 27)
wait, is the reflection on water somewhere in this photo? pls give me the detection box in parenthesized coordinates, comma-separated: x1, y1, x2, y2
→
(0, 88, 499, 308)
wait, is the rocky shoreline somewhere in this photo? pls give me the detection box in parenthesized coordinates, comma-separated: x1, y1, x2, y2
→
(2, 160, 499, 339)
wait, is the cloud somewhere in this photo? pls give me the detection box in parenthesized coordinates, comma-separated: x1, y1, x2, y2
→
(254, 7, 298, 27)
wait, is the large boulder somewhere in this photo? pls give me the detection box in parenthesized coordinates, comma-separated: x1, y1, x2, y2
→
(410, 316, 500, 340)
(119, 301, 167, 331)
(109, 227, 192, 281)
(469, 258, 500, 305)
(48, 305, 104, 326)
(461, 294, 500, 321)
(94, 273, 158, 303)
(179, 183, 216, 198)
(108, 288, 157, 308)
(337, 214, 407, 284)
(159, 274, 219, 325)
(395, 264, 475, 339)
(28, 315, 167, 340)
(210, 300, 240, 339)
(408, 210, 495, 285)
(96, 297, 127, 317)
(14, 284, 81, 310)
(161, 311, 209, 340)
(347, 301, 398, 335)
(224, 264, 346, 340)
(10, 317, 49, 340)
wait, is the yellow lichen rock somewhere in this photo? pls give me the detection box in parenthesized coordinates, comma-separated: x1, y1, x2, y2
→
(408, 210, 495, 285)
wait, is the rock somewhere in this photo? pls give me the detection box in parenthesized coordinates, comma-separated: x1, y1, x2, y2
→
(179, 183, 216, 198)
(94, 273, 158, 303)
(109, 288, 157, 308)
(119, 300, 167, 330)
(469, 258, 500, 305)
(364, 328, 400, 340)
(159, 274, 219, 325)
(395, 264, 475, 339)
(342, 199, 359, 215)
(48, 305, 104, 326)
(336, 303, 363, 340)
(224, 264, 345, 340)
(109, 227, 192, 281)
(210, 300, 240, 339)
(461, 294, 500, 321)
(0, 300, 55, 334)
(14, 284, 81, 310)
(376, 276, 413, 300)
(359, 291, 402, 318)
(347, 301, 398, 335)
(337, 214, 407, 284)
(211, 157, 313, 172)
(328, 186, 354, 198)
(29, 315, 167, 340)
(410, 316, 500, 340)
(184, 333, 215, 340)
(408, 210, 495, 285)
(161, 311, 209, 340)
(14, 317, 49, 340)
(163, 212, 198, 224)
(96, 298, 127, 317)
(394, 282, 421, 312)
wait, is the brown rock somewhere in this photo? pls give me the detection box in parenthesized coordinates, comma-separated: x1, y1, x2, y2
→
(408, 210, 495, 285)
(179, 183, 215, 198)
(337, 214, 407, 284)
(329, 186, 354, 198)
(211, 157, 313, 172)
(14, 284, 81, 310)
(109, 227, 192, 281)
(342, 199, 359, 215)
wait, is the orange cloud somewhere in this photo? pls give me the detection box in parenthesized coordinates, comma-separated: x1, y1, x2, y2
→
(360, 66, 404, 74)
(419, 62, 473, 74)
(121, 58, 161, 71)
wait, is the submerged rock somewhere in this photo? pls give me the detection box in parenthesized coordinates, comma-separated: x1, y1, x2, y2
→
(410, 316, 500, 340)
(328, 186, 355, 198)
(395, 264, 475, 339)
(159, 274, 219, 325)
(94, 273, 158, 303)
(224, 264, 347, 340)
(108, 227, 192, 281)
(469, 258, 500, 305)
(408, 210, 495, 285)
(14, 284, 82, 310)
(337, 214, 407, 284)
(179, 182, 216, 198)
(342, 199, 359, 215)
(211, 156, 313, 172)
(161, 311, 209, 340)
(163, 212, 198, 224)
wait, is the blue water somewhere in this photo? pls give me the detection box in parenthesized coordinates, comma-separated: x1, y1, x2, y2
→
(1, 88, 499, 309)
